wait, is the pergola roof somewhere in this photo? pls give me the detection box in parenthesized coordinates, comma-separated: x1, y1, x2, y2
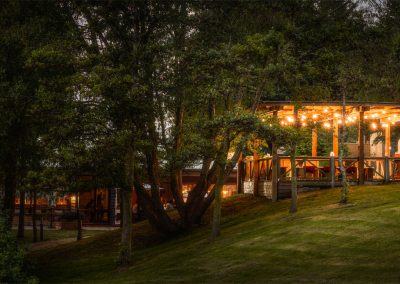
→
(258, 101, 400, 127)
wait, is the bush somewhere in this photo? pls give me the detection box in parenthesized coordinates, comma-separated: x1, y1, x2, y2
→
(0, 219, 37, 283)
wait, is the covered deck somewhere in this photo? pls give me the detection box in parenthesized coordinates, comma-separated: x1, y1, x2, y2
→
(237, 101, 400, 199)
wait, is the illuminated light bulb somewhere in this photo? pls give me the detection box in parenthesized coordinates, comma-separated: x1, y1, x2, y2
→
(388, 117, 392, 121)
(338, 119, 343, 124)
(371, 122, 377, 129)
(302, 122, 307, 127)
(364, 115, 368, 119)
(323, 122, 331, 128)
(287, 116, 294, 123)
(334, 113, 340, 118)
(373, 113, 378, 118)
(394, 114, 398, 117)
(261, 118, 265, 122)
(392, 122, 395, 125)
(323, 108, 328, 113)
(382, 110, 386, 114)
(301, 114, 306, 120)
(312, 114, 318, 119)
(382, 123, 388, 128)
(269, 124, 272, 127)
(280, 121, 285, 126)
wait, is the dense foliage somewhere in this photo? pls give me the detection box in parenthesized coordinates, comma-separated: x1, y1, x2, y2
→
(1, 0, 400, 268)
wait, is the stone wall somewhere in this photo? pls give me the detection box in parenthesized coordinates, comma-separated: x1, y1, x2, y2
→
(243, 180, 272, 199)
(243, 181, 254, 194)
(258, 181, 272, 199)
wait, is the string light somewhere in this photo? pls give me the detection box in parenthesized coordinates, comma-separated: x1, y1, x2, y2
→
(323, 122, 331, 128)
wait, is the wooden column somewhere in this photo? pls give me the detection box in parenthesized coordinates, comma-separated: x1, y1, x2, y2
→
(358, 107, 365, 185)
(252, 151, 259, 197)
(312, 127, 318, 157)
(271, 110, 279, 202)
(333, 120, 339, 157)
(385, 123, 391, 157)
(236, 152, 243, 194)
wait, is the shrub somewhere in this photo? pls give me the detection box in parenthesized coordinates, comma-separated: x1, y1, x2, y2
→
(0, 219, 37, 283)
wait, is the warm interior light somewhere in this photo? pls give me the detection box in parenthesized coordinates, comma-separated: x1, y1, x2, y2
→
(312, 114, 318, 119)
(301, 114, 307, 121)
(302, 122, 307, 127)
(287, 116, 294, 123)
(334, 113, 340, 118)
(323, 108, 328, 113)
(371, 122, 377, 129)
(338, 119, 342, 124)
(323, 122, 331, 128)
(382, 123, 388, 128)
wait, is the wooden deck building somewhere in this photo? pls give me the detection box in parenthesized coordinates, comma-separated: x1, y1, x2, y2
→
(237, 101, 400, 200)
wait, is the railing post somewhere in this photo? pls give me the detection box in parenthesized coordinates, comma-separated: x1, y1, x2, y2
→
(384, 156, 390, 183)
(330, 156, 335, 188)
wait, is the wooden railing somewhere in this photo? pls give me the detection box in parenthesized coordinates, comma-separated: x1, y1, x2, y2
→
(242, 156, 400, 184)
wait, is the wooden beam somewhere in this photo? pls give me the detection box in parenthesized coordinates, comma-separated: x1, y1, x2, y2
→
(359, 107, 365, 185)
(385, 123, 391, 157)
(333, 120, 339, 157)
(312, 127, 318, 157)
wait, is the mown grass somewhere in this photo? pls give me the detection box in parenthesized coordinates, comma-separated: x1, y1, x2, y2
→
(30, 184, 400, 283)
(13, 229, 106, 245)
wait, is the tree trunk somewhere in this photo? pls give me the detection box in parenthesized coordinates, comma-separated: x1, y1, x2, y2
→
(76, 193, 82, 241)
(32, 189, 37, 243)
(17, 189, 25, 239)
(2, 156, 17, 230)
(339, 94, 348, 204)
(290, 145, 298, 213)
(119, 187, 132, 266)
(211, 171, 225, 239)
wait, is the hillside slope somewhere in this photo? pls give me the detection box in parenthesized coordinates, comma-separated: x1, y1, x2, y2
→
(30, 185, 400, 283)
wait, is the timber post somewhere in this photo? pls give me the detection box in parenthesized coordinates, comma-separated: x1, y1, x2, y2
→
(330, 155, 335, 188)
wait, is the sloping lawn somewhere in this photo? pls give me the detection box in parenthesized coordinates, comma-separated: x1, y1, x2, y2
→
(30, 184, 400, 283)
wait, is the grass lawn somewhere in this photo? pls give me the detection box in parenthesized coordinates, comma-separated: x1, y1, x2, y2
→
(30, 184, 400, 283)
(13, 229, 107, 245)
